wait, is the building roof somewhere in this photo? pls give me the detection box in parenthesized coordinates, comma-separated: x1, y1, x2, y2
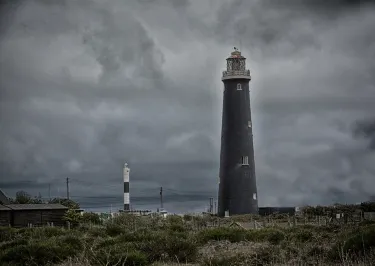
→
(3, 204, 68, 210)
(0, 189, 11, 205)
(0, 205, 12, 211)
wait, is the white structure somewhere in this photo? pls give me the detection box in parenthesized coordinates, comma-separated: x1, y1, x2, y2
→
(123, 163, 130, 211)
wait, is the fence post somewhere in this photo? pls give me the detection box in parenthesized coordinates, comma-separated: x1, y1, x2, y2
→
(67, 221, 71, 230)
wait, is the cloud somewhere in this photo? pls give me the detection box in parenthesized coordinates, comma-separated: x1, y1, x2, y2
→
(1, 0, 375, 213)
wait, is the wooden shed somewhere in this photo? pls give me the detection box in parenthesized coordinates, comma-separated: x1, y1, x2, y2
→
(0, 204, 68, 227)
(0, 204, 11, 226)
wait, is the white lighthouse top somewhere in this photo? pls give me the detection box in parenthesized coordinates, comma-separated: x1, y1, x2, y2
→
(222, 48, 251, 81)
(124, 163, 129, 168)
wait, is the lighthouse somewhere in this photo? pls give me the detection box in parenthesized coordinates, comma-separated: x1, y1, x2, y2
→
(123, 163, 130, 211)
(217, 48, 258, 217)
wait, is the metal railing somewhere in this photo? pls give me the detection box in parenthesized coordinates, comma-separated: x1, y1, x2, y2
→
(222, 70, 251, 78)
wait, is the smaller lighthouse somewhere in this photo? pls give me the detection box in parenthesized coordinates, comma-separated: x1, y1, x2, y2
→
(123, 163, 130, 211)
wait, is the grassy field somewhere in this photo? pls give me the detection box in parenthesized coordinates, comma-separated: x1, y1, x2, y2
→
(0, 214, 374, 266)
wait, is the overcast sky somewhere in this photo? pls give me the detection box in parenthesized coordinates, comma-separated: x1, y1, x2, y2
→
(1, 0, 375, 213)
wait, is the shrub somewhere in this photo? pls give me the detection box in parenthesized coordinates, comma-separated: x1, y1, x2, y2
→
(0, 242, 62, 266)
(197, 227, 248, 243)
(331, 225, 375, 260)
(82, 212, 102, 225)
(202, 246, 280, 266)
(56, 234, 84, 258)
(92, 246, 148, 266)
(17, 227, 68, 239)
(169, 223, 186, 232)
(117, 229, 158, 242)
(0, 227, 18, 242)
(137, 232, 198, 263)
(0, 238, 29, 252)
(266, 229, 285, 245)
(87, 226, 107, 238)
(245, 228, 285, 243)
(292, 229, 315, 243)
(183, 214, 193, 221)
(105, 223, 127, 236)
(166, 215, 184, 225)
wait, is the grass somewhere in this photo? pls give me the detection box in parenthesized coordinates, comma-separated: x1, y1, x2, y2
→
(0, 214, 374, 266)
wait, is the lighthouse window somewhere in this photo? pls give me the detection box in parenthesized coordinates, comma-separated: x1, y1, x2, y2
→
(237, 83, 242, 90)
(241, 156, 249, 165)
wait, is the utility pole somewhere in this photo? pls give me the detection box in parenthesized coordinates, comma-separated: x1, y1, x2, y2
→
(160, 187, 163, 210)
(48, 184, 51, 202)
(210, 197, 214, 214)
(66, 177, 70, 200)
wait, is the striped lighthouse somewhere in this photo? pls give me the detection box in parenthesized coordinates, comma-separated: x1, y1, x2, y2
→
(123, 163, 130, 211)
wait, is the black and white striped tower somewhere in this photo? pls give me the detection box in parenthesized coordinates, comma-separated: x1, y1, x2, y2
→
(123, 162, 130, 211)
(218, 48, 259, 217)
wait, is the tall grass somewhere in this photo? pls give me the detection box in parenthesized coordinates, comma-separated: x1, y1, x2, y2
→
(0, 214, 374, 265)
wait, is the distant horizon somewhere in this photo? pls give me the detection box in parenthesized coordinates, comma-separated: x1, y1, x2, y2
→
(2, 187, 373, 215)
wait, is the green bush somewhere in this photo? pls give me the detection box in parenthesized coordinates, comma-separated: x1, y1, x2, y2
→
(87, 226, 108, 238)
(202, 246, 280, 266)
(183, 214, 193, 221)
(0, 242, 62, 266)
(57, 234, 84, 258)
(118, 229, 158, 242)
(168, 223, 186, 232)
(137, 232, 198, 263)
(197, 227, 248, 243)
(0, 239, 29, 252)
(82, 212, 102, 225)
(291, 229, 315, 243)
(105, 223, 127, 236)
(90, 245, 149, 266)
(266, 229, 285, 245)
(0, 227, 18, 242)
(331, 225, 375, 259)
(18, 227, 67, 239)
(245, 228, 285, 243)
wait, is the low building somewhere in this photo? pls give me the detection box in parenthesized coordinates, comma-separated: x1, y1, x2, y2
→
(258, 207, 296, 216)
(0, 205, 11, 226)
(0, 204, 68, 227)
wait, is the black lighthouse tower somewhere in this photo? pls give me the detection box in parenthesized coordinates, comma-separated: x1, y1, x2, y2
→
(218, 48, 258, 217)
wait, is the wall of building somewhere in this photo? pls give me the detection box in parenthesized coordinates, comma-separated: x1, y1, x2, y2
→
(11, 209, 67, 227)
(0, 211, 11, 226)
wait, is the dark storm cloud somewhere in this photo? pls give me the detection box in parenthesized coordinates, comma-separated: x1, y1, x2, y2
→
(1, 0, 375, 213)
(354, 119, 375, 149)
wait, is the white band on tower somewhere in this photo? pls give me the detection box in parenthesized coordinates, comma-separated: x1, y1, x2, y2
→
(123, 163, 130, 211)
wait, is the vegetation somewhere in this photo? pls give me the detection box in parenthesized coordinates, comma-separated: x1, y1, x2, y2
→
(7, 190, 81, 209)
(0, 213, 374, 266)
